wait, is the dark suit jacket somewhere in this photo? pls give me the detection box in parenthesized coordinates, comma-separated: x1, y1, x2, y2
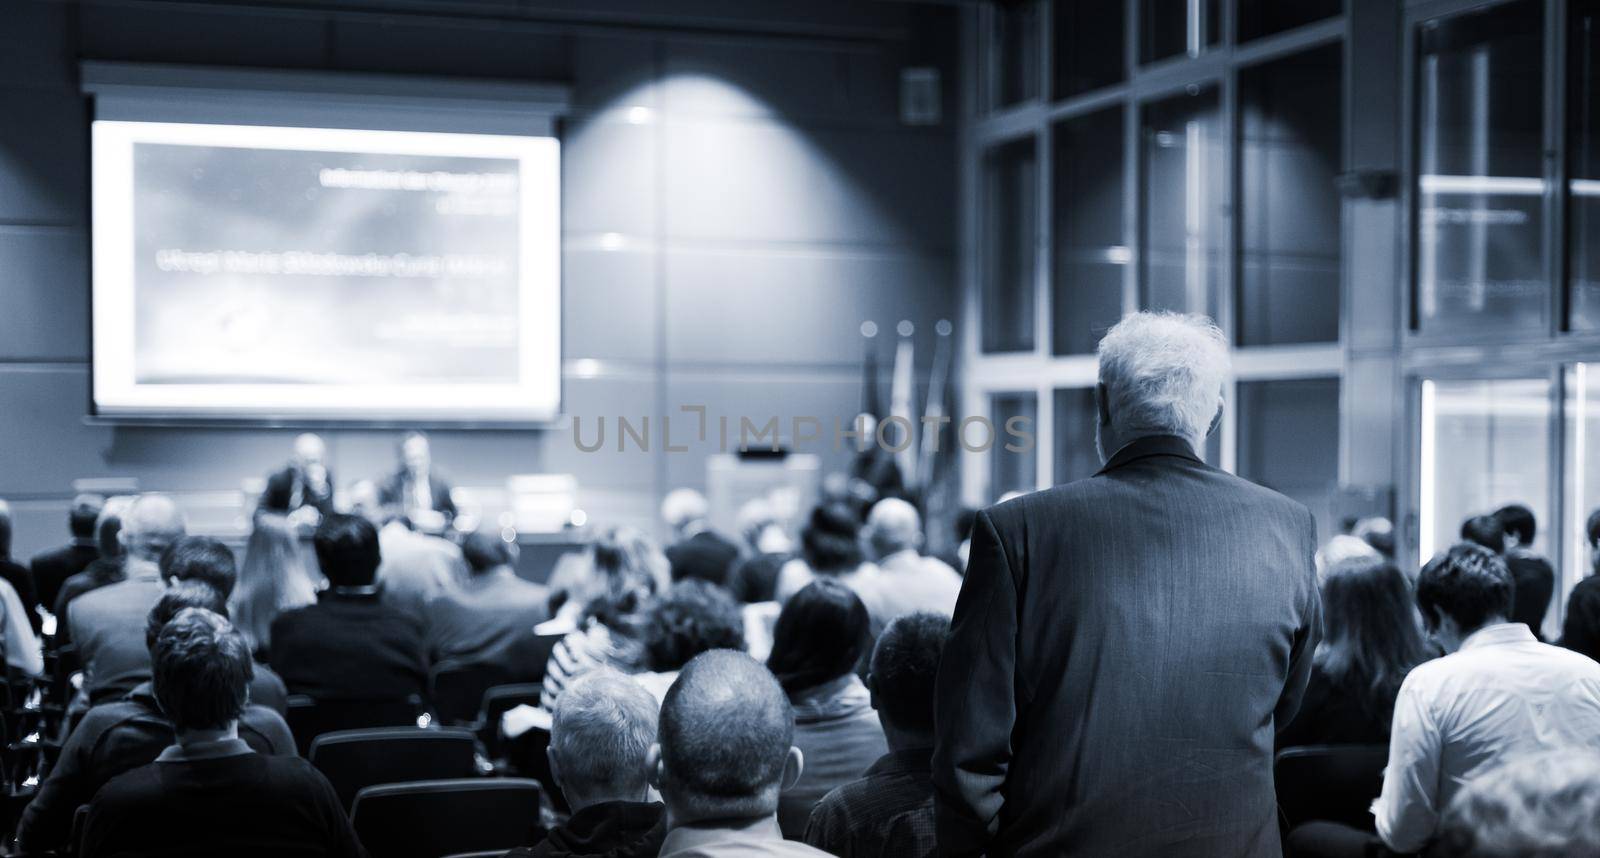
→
(269, 590, 428, 702)
(932, 434, 1320, 858)
(0, 559, 40, 634)
(29, 541, 98, 615)
(1561, 574, 1600, 663)
(378, 469, 457, 521)
(261, 465, 335, 516)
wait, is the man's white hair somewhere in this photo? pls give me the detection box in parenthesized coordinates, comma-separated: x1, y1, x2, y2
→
(1096, 312, 1229, 448)
(550, 669, 659, 797)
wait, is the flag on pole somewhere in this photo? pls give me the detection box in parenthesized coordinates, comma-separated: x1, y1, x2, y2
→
(890, 321, 917, 488)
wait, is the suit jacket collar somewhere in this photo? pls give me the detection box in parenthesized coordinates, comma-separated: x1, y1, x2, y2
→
(1096, 434, 1201, 475)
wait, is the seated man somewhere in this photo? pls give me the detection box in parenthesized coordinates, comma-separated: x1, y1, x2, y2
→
(28, 493, 103, 613)
(1431, 750, 1600, 857)
(270, 513, 427, 702)
(857, 499, 961, 630)
(804, 612, 948, 858)
(81, 607, 363, 857)
(648, 649, 831, 857)
(16, 583, 295, 853)
(426, 532, 549, 665)
(509, 671, 665, 858)
(1375, 543, 1600, 854)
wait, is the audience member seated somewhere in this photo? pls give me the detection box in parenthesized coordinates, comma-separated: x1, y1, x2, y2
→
(1560, 508, 1600, 662)
(70, 497, 193, 702)
(270, 513, 427, 703)
(725, 497, 793, 606)
(0, 501, 41, 678)
(1371, 544, 1600, 854)
(508, 671, 666, 858)
(857, 499, 961, 631)
(0, 499, 42, 634)
(804, 612, 948, 858)
(537, 527, 665, 711)
(774, 503, 879, 605)
(635, 579, 746, 702)
(1277, 554, 1431, 749)
(232, 511, 319, 660)
(767, 579, 888, 838)
(1494, 503, 1556, 638)
(648, 649, 831, 857)
(350, 478, 464, 624)
(378, 430, 456, 531)
(28, 492, 103, 614)
(54, 495, 133, 634)
(17, 583, 296, 853)
(261, 433, 335, 520)
(661, 488, 741, 587)
(1430, 750, 1600, 858)
(426, 531, 549, 665)
(80, 608, 363, 857)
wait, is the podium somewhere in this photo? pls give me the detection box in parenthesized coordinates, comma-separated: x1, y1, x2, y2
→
(706, 451, 820, 535)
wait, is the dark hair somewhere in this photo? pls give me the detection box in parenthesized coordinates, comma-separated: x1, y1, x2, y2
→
(70, 496, 104, 539)
(314, 514, 381, 588)
(151, 608, 254, 731)
(98, 508, 125, 557)
(147, 581, 229, 651)
(1493, 504, 1536, 545)
(1589, 508, 1600, 549)
(159, 536, 238, 599)
(1417, 543, 1515, 635)
(646, 580, 746, 672)
(766, 578, 872, 695)
(869, 612, 949, 735)
(1460, 515, 1506, 554)
(800, 503, 865, 574)
(659, 650, 792, 810)
(0, 506, 10, 560)
(1316, 557, 1431, 727)
(462, 531, 513, 575)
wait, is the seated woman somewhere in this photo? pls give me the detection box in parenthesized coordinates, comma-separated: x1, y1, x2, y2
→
(1277, 554, 1432, 749)
(633, 578, 747, 702)
(230, 511, 319, 662)
(767, 578, 887, 839)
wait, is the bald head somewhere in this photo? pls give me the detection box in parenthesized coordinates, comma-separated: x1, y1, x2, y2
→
(866, 497, 922, 557)
(653, 650, 796, 822)
(121, 494, 187, 562)
(292, 433, 325, 467)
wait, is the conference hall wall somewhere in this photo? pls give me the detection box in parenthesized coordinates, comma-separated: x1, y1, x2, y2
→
(0, 0, 959, 559)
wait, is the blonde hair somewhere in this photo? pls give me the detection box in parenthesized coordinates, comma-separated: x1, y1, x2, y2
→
(231, 512, 318, 654)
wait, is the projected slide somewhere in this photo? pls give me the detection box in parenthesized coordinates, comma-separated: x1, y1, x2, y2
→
(92, 121, 561, 422)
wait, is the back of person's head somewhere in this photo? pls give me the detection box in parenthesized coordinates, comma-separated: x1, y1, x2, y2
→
(1416, 543, 1515, 637)
(766, 578, 872, 695)
(0, 499, 11, 560)
(235, 514, 312, 652)
(661, 488, 709, 532)
(550, 670, 658, 807)
(1315, 534, 1381, 581)
(313, 513, 381, 588)
(1316, 556, 1430, 719)
(864, 498, 923, 557)
(159, 535, 238, 599)
(147, 580, 229, 651)
(1589, 508, 1600, 549)
(1432, 751, 1600, 857)
(869, 612, 949, 738)
(119, 493, 187, 562)
(1461, 515, 1506, 554)
(1351, 516, 1396, 558)
(69, 494, 106, 540)
(96, 496, 135, 558)
(1095, 312, 1229, 451)
(1493, 504, 1537, 547)
(572, 526, 668, 616)
(461, 531, 514, 576)
(151, 608, 254, 732)
(801, 503, 865, 574)
(645, 579, 746, 673)
(654, 650, 795, 822)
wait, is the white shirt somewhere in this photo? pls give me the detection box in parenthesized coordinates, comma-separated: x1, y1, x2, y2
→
(1374, 623, 1600, 853)
(858, 549, 963, 628)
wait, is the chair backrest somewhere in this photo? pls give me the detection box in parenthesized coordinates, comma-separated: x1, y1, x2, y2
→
(430, 661, 513, 726)
(476, 683, 543, 761)
(309, 727, 479, 811)
(1275, 744, 1390, 831)
(286, 695, 424, 756)
(350, 778, 544, 858)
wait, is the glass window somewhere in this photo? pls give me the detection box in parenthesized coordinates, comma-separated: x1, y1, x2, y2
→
(1142, 0, 1218, 64)
(1053, 387, 1101, 485)
(1236, 378, 1341, 541)
(991, 392, 1039, 499)
(1237, 0, 1341, 43)
(983, 138, 1039, 353)
(1419, 377, 1552, 563)
(1141, 86, 1224, 319)
(1053, 107, 1127, 355)
(993, 0, 1042, 109)
(1238, 45, 1343, 346)
(1414, 1, 1546, 335)
(1054, 0, 1125, 99)
(1568, 2, 1600, 330)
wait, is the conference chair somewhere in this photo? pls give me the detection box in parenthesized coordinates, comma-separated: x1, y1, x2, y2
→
(308, 727, 479, 811)
(1274, 744, 1390, 833)
(285, 695, 425, 756)
(350, 778, 544, 858)
(476, 683, 542, 762)
(429, 661, 512, 727)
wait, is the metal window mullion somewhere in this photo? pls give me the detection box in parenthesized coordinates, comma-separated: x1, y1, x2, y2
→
(1549, 0, 1570, 336)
